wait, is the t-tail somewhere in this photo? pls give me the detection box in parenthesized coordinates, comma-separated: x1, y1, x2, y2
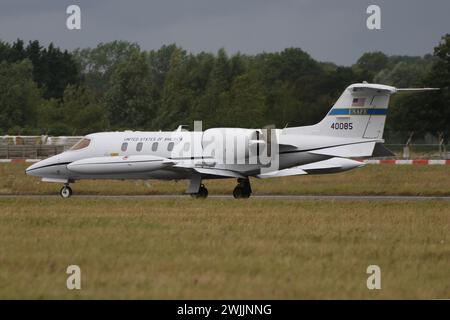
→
(288, 83, 439, 139)
(282, 83, 439, 158)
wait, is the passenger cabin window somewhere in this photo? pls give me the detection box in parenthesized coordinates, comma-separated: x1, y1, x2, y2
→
(70, 138, 91, 151)
(121, 142, 128, 152)
(151, 142, 158, 152)
(167, 142, 174, 152)
(136, 142, 143, 152)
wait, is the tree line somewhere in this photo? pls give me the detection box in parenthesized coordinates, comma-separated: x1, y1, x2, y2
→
(0, 35, 449, 143)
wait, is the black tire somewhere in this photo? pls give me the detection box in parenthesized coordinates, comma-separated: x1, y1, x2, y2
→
(60, 186, 72, 198)
(198, 186, 208, 198)
(233, 186, 243, 199)
(241, 191, 251, 198)
(233, 186, 251, 199)
(191, 186, 208, 199)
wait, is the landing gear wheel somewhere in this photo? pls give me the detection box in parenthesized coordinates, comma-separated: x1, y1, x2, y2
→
(233, 179, 252, 199)
(233, 186, 244, 199)
(191, 184, 208, 199)
(60, 186, 72, 198)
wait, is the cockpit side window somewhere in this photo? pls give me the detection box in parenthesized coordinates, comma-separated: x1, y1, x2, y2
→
(69, 138, 91, 151)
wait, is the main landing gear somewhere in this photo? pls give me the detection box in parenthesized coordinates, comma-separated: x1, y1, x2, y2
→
(187, 176, 252, 199)
(233, 178, 252, 199)
(190, 184, 208, 199)
(189, 179, 252, 199)
(60, 184, 73, 198)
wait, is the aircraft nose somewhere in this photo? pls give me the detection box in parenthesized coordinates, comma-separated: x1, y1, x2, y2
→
(25, 156, 59, 177)
(25, 161, 43, 176)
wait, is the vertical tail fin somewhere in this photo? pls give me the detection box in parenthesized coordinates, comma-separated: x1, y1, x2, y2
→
(288, 83, 440, 139)
(314, 83, 396, 139)
(283, 83, 439, 139)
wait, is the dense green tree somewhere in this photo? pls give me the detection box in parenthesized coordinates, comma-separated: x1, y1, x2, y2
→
(192, 48, 232, 128)
(60, 85, 108, 135)
(0, 40, 80, 99)
(354, 51, 389, 82)
(0, 37, 448, 139)
(0, 59, 41, 134)
(374, 55, 435, 88)
(73, 41, 141, 95)
(146, 44, 179, 90)
(38, 43, 80, 99)
(36, 98, 61, 135)
(104, 52, 155, 129)
(388, 34, 450, 141)
(35, 85, 107, 136)
(156, 48, 193, 129)
(226, 72, 265, 128)
(255, 48, 326, 127)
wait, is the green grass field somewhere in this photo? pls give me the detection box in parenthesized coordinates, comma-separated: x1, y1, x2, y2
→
(1, 163, 450, 196)
(0, 164, 449, 299)
(0, 198, 449, 299)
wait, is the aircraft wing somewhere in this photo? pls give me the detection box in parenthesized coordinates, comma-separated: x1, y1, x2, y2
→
(256, 157, 365, 178)
(173, 162, 246, 179)
(193, 167, 246, 179)
(278, 143, 299, 152)
(257, 167, 307, 178)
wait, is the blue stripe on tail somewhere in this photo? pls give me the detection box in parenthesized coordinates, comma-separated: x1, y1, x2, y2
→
(328, 108, 387, 116)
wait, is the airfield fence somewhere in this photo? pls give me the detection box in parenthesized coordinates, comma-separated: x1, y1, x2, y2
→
(0, 136, 448, 160)
(383, 144, 449, 160)
(0, 136, 82, 159)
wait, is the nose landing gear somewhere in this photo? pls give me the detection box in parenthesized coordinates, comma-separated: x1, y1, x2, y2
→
(60, 184, 73, 198)
(233, 178, 252, 199)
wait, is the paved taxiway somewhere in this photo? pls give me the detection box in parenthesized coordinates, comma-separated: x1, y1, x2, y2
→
(0, 195, 449, 201)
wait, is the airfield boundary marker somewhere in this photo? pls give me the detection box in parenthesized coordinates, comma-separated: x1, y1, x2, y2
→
(363, 159, 450, 165)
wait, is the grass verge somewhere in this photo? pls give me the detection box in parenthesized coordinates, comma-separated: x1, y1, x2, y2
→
(0, 198, 449, 299)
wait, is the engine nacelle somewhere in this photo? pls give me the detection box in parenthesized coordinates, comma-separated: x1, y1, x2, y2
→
(202, 128, 262, 164)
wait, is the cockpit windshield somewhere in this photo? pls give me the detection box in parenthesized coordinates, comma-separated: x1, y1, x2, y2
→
(69, 138, 91, 151)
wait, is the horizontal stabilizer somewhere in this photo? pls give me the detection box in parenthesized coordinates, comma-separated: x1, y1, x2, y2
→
(396, 88, 439, 92)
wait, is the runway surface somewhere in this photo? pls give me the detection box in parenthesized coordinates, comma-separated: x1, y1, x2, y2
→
(1, 194, 449, 201)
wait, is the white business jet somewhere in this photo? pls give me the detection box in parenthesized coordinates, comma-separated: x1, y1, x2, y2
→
(26, 83, 437, 198)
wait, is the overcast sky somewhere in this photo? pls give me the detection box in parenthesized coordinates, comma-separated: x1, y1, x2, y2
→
(0, 0, 449, 65)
